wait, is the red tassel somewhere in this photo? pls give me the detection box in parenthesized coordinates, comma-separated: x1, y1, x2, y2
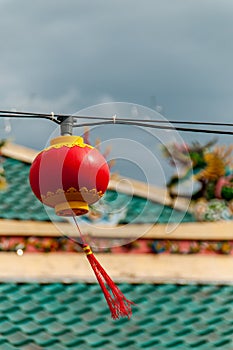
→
(83, 245, 134, 319)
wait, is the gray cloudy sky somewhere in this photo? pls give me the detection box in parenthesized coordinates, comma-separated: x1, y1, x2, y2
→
(0, 0, 233, 183)
(0, 0, 232, 114)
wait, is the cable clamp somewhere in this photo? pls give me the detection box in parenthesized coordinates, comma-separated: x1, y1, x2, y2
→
(112, 114, 116, 124)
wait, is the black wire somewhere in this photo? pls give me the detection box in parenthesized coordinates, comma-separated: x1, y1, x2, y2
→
(73, 120, 233, 136)
(73, 115, 233, 127)
(1, 109, 233, 127)
(0, 111, 61, 124)
(0, 110, 53, 116)
(0, 109, 233, 135)
(150, 120, 233, 127)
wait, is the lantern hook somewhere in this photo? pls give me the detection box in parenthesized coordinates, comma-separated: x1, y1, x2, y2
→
(58, 115, 74, 136)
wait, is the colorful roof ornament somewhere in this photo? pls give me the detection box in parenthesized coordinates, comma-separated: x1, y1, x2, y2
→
(163, 140, 233, 221)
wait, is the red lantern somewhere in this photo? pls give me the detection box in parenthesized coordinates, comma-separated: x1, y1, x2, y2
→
(29, 135, 110, 216)
(29, 135, 133, 320)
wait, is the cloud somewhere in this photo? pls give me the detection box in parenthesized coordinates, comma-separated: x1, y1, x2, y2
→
(1, 89, 80, 113)
(1, 0, 233, 115)
(0, 0, 232, 177)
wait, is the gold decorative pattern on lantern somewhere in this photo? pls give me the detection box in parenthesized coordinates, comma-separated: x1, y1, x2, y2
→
(41, 136, 93, 153)
(41, 186, 103, 208)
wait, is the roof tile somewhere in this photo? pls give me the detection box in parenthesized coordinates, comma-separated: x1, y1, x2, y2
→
(0, 283, 233, 348)
(0, 157, 195, 223)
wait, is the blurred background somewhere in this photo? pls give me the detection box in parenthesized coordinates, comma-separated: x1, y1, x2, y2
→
(0, 0, 233, 185)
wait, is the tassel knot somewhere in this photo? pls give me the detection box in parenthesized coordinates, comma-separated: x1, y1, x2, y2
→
(83, 245, 93, 256)
(82, 245, 134, 319)
(73, 216, 134, 320)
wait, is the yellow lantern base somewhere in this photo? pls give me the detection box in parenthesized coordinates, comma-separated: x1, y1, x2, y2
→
(55, 201, 89, 216)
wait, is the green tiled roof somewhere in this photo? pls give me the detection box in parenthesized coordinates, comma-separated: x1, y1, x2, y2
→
(0, 157, 195, 223)
(0, 158, 62, 222)
(0, 282, 233, 349)
(105, 192, 195, 224)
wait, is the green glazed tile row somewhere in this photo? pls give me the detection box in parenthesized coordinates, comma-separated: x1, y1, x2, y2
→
(0, 283, 233, 349)
(0, 157, 195, 223)
(0, 158, 62, 222)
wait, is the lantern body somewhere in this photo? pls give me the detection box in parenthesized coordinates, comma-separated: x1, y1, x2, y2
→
(29, 136, 110, 216)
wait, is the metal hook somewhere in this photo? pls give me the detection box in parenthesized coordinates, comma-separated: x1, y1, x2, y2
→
(4, 118, 11, 133)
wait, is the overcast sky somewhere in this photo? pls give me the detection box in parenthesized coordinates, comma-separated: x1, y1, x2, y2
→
(1, 0, 233, 184)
